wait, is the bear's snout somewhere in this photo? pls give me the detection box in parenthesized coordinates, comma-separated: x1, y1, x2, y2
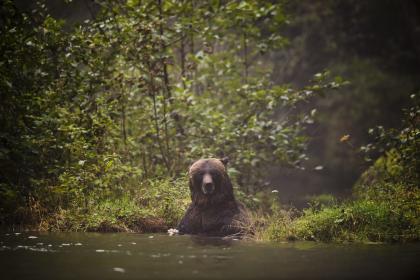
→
(202, 173, 215, 195)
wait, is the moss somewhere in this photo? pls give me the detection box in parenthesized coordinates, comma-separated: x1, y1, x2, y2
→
(259, 196, 419, 243)
(258, 181, 419, 243)
(257, 150, 420, 243)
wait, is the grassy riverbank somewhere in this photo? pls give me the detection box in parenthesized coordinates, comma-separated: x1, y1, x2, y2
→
(257, 151, 420, 243)
(3, 150, 419, 244)
(3, 156, 419, 243)
(2, 178, 190, 233)
(3, 178, 419, 244)
(258, 190, 419, 243)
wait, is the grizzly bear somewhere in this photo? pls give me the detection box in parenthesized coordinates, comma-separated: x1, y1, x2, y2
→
(178, 157, 249, 236)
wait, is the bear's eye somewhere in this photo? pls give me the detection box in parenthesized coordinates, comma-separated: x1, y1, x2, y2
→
(195, 171, 204, 176)
(193, 173, 203, 183)
(210, 171, 219, 177)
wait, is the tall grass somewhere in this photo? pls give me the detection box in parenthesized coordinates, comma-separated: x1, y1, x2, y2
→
(8, 177, 190, 232)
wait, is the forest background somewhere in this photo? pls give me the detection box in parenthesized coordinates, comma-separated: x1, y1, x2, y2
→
(1, 0, 419, 242)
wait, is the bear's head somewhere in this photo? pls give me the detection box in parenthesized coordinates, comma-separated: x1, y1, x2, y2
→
(188, 157, 234, 208)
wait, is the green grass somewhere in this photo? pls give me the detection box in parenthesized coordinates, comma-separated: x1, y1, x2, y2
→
(7, 177, 190, 232)
(257, 147, 420, 243)
(258, 182, 419, 243)
(4, 148, 418, 243)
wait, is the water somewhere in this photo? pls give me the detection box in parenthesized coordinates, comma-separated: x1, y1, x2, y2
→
(1, 232, 419, 279)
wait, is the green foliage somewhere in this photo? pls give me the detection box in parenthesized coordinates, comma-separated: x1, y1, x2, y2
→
(360, 93, 420, 186)
(0, 1, 416, 242)
(43, 177, 189, 232)
(306, 193, 337, 211)
(135, 177, 190, 226)
(259, 182, 419, 243)
(278, 0, 419, 196)
(293, 189, 418, 243)
(0, 1, 342, 229)
(259, 97, 420, 243)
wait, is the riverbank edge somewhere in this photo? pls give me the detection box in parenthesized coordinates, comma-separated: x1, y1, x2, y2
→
(0, 216, 171, 233)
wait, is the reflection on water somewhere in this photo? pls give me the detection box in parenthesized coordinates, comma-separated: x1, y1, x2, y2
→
(0, 232, 419, 279)
(189, 235, 236, 247)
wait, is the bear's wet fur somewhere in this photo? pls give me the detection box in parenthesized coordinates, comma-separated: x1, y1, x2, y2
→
(178, 158, 249, 236)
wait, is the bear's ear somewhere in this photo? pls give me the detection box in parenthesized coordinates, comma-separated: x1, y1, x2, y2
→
(220, 157, 229, 167)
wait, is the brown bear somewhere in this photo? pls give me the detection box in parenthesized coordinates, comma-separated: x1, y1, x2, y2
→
(178, 157, 249, 236)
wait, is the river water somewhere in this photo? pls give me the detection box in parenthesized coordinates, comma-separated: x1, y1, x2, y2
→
(0, 232, 419, 279)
